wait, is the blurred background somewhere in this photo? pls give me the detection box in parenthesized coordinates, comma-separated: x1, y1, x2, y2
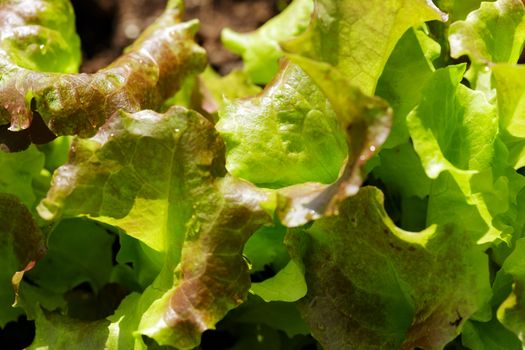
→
(70, 0, 291, 74)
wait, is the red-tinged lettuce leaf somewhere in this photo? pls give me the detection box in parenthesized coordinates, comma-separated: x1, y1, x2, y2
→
(0, 1, 206, 152)
(38, 106, 226, 253)
(286, 186, 491, 350)
(0, 193, 46, 327)
(138, 177, 270, 349)
(103, 177, 272, 349)
(38, 107, 273, 348)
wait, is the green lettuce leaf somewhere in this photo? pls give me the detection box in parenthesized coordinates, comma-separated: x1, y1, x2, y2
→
(282, 0, 446, 95)
(0, 194, 46, 327)
(226, 295, 310, 339)
(217, 57, 391, 227)
(105, 292, 143, 350)
(407, 65, 498, 173)
(0, 1, 206, 151)
(376, 28, 438, 148)
(269, 0, 445, 226)
(270, 71, 391, 226)
(112, 233, 164, 291)
(163, 67, 262, 120)
(28, 307, 110, 350)
(373, 143, 431, 200)
(0, 0, 80, 74)
(220, 0, 448, 202)
(449, 0, 525, 65)
(208, 295, 313, 349)
(199, 67, 262, 114)
(40, 136, 71, 172)
(25, 219, 115, 295)
(435, 0, 487, 22)
(243, 225, 289, 274)
(497, 237, 525, 343)
(15, 219, 134, 329)
(492, 64, 525, 169)
(449, 0, 525, 90)
(250, 260, 307, 303)
(370, 141, 432, 231)
(0, 145, 45, 208)
(286, 186, 491, 349)
(217, 63, 347, 188)
(244, 226, 307, 315)
(222, 0, 314, 84)
(219, 0, 445, 228)
(406, 64, 505, 243)
(461, 318, 522, 350)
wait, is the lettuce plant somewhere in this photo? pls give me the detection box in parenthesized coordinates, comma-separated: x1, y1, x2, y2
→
(1, 0, 525, 349)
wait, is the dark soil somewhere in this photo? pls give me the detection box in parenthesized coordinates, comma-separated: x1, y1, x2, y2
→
(185, 0, 290, 74)
(71, 0, 289, 74)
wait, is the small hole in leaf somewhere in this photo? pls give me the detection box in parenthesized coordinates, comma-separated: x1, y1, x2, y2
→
(250, 264, 276, 283)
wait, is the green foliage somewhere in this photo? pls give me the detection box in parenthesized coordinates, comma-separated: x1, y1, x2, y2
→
(222, 0, 313, 84)
(449, 0, 525, 90)
(1, 0, 525, 349)
(217, 63, 347, 188)
(0, 194, 46, 327)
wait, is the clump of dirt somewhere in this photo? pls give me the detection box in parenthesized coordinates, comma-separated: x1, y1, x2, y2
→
(71, 0, 289, 74)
